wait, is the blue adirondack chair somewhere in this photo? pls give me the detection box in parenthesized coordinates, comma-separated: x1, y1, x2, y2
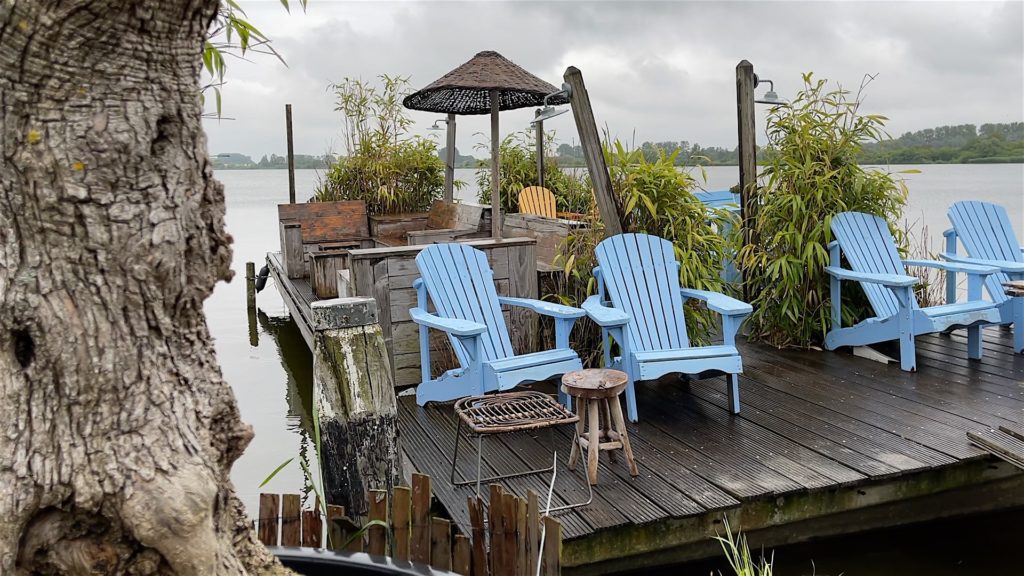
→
(581, 233, 752, 422)
(825, 211, 1002, 371)
(410, 243, 585, 405)
(943, 200, 1024, 354)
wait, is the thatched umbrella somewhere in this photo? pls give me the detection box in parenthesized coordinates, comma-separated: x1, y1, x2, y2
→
(404, 50, 568, 239)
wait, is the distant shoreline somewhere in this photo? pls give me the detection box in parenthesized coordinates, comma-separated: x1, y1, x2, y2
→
(212, 161, 1022, 171)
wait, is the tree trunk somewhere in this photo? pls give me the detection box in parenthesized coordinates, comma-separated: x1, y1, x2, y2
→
(0, 1, 285, 573)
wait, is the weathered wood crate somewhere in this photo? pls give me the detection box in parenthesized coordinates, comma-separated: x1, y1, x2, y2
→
(347, 238, 538, 387)
(257, 473, 561, 575)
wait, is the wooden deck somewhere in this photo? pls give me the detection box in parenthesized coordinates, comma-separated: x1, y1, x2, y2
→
(266, 252, 1024, 572)
(398, 327, 1024, 572)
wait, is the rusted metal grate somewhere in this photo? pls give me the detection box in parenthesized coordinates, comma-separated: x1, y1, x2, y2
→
(454, 391, 578, 434)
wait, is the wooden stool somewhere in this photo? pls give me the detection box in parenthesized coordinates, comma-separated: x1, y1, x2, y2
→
(561, 369, 638, 485)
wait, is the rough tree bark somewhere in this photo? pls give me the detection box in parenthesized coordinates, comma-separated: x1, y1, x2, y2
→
(1, 1, 286, 573)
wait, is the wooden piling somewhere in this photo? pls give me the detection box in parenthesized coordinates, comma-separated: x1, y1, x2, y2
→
(311, 297, 400, 518)
(245, 261, 258, 346)
(286, 103, 296, 204)
(563, 66, 622, 236)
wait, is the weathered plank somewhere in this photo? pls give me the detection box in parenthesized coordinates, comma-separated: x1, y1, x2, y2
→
(301, 509, 322, 548)
(430, 517, 452, 570)
(368, 490, 388, 556)
(410, 473, 431, 564)
(392, 486, 411, 561)
(281, 494, 301, 546)
(278, 200, 370, 244)
(257, 493, 279, 546)
(452, 534, 472, 576)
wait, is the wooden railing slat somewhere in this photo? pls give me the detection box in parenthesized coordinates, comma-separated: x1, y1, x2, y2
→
(540, 516, 560, 576)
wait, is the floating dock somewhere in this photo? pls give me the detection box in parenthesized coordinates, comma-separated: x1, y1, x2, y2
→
(268, 251, 1024, 573)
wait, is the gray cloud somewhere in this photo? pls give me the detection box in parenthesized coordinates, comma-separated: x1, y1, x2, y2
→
(203, 1, 1024, 159)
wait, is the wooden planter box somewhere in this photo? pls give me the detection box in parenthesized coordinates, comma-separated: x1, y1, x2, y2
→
(368, 213, 431, 246)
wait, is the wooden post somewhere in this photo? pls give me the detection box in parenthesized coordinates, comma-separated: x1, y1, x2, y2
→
(286, 103, 296, 204)
(535, 118, 545, 189)
(245, 261, 257, 346)
(445, 113, 456, 203)
(311, 297, 400, 517)
(563, 66, 623, 237)
(736, 60, 757, 300)
(280, 222, 303, 279)
(490, 88, 502, 240)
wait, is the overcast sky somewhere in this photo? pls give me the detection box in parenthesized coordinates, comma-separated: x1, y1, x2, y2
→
(202, 0, 1024, 159)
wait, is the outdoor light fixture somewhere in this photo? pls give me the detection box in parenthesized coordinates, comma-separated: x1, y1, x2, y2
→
(428, 117, 451, 131)
(530, 83, 572, 125)
(753, 76, 785, 105)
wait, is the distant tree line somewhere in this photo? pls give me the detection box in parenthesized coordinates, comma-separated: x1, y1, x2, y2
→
(555, 141, 740, 166)
(859, 122, 1023, 164)
(210, 152, 336, 169)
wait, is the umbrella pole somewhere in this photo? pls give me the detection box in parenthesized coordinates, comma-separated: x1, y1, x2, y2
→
(490, 88, 501, 240)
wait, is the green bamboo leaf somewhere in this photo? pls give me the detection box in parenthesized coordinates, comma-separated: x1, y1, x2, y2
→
(259, 457, 294, 488)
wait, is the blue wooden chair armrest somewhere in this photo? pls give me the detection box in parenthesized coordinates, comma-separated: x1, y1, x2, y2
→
(409, 307, 487, 337)
(678, 288, 752, 316)
(497, 296, 585, 319)
(581, 294, 630, 327)
(825, 266, 918, 287)
(939, 253, 1024, 274)
(903, 258, 997, 275)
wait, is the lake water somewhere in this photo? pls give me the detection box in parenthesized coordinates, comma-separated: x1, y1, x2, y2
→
(209, 164, 1022, 571)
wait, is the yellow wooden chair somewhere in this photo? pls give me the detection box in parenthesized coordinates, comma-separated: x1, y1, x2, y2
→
(518, 186, 557, 219)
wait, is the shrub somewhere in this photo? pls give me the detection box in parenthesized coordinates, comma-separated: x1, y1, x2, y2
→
(476, 130, 593, 215)
(737, 73, 908, 348)
(316, 75, 444, 214)
(550, 141, 734, 361)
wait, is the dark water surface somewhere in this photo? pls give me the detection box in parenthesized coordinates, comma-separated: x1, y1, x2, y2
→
(208, 165, 1023, 572)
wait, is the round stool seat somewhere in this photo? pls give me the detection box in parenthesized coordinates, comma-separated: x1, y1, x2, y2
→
(561, 368, 628, 399)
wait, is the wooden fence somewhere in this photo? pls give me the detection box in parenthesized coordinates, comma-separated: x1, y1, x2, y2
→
(257, 473, 561, 575)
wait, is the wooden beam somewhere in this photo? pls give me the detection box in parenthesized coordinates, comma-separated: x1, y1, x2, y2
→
(445, 113, 456, 203)
(286, 103, 296, 204)
(563, 66, 622, 237)
(736, 60, 757, 299)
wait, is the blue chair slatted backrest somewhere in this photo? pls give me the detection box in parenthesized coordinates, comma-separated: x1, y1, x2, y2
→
(415, 244, 514, 365)
(594, 233, 690, 351)
(949, 200, 1023, 305)
(830, 212, 914, 319)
